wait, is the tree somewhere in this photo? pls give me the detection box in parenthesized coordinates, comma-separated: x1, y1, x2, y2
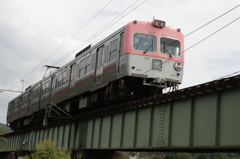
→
(0, 125, 7, 152)
(0, 125, 8, 135)
(196, 153, 210, 159)
(24, 140, 71, 159)
(0, 136, 6, 152)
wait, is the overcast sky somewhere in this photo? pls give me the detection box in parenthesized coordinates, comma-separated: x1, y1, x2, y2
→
(0, 0, 239, 124)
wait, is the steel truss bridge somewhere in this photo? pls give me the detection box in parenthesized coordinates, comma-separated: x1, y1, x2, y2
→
(1, 75, 240, 158)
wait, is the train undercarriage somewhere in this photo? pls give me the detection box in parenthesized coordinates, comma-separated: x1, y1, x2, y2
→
(9, 77, 169, 131)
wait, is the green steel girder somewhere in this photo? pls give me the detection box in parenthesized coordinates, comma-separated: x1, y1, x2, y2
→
(1, 75, 240, 152)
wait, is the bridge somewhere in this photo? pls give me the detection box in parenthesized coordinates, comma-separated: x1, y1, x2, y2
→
(1, 75, 240, 158)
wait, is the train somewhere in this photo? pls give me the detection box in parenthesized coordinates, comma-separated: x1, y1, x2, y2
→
(6, 19, 184, 130)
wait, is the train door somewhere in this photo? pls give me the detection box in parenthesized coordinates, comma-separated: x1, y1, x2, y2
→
(118, 32, 124, 74)
(95, 46, 104, 84)
(69, 63, 76, 95)
(50, 75, 56, 103)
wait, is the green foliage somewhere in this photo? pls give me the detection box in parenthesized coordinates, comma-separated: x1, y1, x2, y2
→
(0, 136, 6, 152)
(24, 140, 71, 159)
(0, 125, 8, 135)
(196, 153, 211, 159)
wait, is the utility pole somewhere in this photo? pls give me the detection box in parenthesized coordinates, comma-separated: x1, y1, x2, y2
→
(0, 89, 22, 93)
(0, 80, 24, 94)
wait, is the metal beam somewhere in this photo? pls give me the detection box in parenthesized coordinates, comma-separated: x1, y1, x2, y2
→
(1, 75, 240, 152)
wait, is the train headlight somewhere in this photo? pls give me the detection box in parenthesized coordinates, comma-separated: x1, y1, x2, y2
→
(153, 59, 162, 70)
(174, 61, 183, 71)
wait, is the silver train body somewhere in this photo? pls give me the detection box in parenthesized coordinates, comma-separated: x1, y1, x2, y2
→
(7, 20, 184, 130)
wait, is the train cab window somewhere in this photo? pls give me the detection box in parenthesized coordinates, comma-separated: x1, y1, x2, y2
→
(133, 33, 157, 52)
(160, 37, 180, 57)
(85, 55, 92, 73)
(79, 59, 85, 77)
(109, 39, 117, 61)
(104, 46, 109, 63)
(62, 70, 67, 85)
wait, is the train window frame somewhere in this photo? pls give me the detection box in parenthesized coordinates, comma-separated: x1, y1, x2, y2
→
(160, 37, 181, 57)
(35, 87, 40, 99)
(33, 89, 36, 100)
(109, 39, 118, 61)
(42, 83, 46, 95)
(58, 73, 62, 87)
(85, 55, 92, 73)
(104, 45, 109, 63)
(91, 54, 95, 70)
(97, 46, 104, 67)
(62, 70, 67, 85)
(132, 33, 157, 52)
(46, 81, 49, 93)
(79, 58, 86, 77)
(120, 33, 124, 54)
(13, 99, 18, 111)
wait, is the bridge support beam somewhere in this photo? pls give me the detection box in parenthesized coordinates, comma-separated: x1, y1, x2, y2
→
(82, 150, 126, 159)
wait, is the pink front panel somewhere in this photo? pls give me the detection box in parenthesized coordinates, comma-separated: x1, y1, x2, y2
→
(124, 20, 184, 62)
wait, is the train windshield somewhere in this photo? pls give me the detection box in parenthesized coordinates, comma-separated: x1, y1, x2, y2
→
(133, 33, 157, 52)
(160, 37, 180, 57)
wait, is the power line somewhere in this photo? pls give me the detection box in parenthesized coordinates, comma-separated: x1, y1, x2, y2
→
(217, 71, 240, 80)
(138, 0, 166, 19)
(20, 0, 113, 80)
(53, 0, 146, 65)
(3, 0, 114, 93)
(0, 0, 145, 104)
(185, 4, 240, 37)
(1, 2, 238, 106)
(184, 17, 240, 52)
(156, 0, 186, 19)
(9, 0, 142, 90)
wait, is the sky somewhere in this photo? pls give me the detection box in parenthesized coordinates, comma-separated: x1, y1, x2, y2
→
(0, 0, 239, 124)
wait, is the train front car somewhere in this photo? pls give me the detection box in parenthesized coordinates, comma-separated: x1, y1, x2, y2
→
(121, 20, 184, 96)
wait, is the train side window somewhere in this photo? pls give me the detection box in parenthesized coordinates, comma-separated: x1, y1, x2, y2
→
(85, 55, 92, 73)
(46, 82, 49, 93)
(91, 54, 95, 70)
(19, 97, 22, 105)
(58, 74, 62, 87)
(36, 88, 40, 99)
(22, 95, 24, 104)
(62, 70, 67, 85)
(33, 90, 35, 99)
(120, 33, 124, 54)
(55, 77, 58, 89)
(75, 64, 79, 78)
(23, 94, 26, 104)
(42, 84, 46, 95)
(97, 47, 103, 67)
(79, 59, 85, 77)
(109, 39, 118, 61)
(14, 100, 18, 111)
(104, 46, 109, 63)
